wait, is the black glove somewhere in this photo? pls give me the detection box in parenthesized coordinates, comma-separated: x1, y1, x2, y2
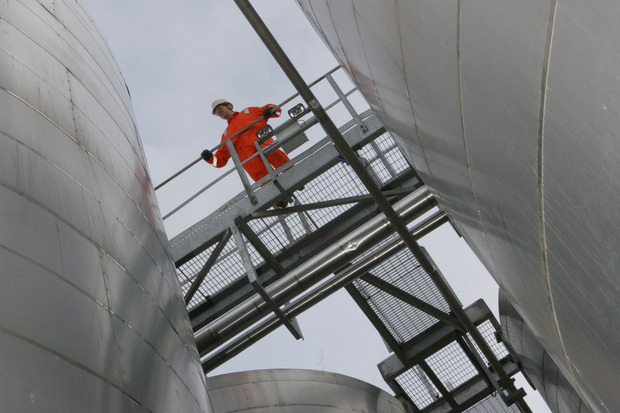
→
(201, 149, 213, 161)
(262, 107, 276, 118)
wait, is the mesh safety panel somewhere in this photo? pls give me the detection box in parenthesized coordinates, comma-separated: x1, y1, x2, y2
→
(466, 319, 510, 365)
(395, 367, 441, 409)
(246, 162, 369, 256)
(464, 393, 522, 412)
(425, 341, 479, 391)
(178, 237, 245, 309)
(352, 247, 450, 343)
(357, 134, 411, 186)
(177, 132, 412, 309)
(392, 318, 518, 411)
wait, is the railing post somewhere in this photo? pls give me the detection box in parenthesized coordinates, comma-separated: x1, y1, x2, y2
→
(325, 73, 368, 133)
(253, 141, 280, 184)
(226, 140, 258, 205)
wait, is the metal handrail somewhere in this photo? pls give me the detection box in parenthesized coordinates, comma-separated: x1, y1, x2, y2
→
(154, 65, 341, 191)
(159, 67, 366, 221)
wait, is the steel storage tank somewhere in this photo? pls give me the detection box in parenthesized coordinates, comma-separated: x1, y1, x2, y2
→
(207, 369, 408, 413)
(499, 291, 592, 413)
(296, 1, 620, 412)
(0, 0, 211, 412)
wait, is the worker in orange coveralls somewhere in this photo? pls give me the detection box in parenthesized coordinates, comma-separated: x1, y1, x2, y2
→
(201, 99, 291, 182)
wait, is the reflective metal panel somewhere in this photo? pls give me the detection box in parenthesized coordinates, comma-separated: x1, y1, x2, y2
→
(500, 291, 593, 413)
(297, 1, 620, 412)
(0, 0, 210, 411)
(207, 369, 408, 413)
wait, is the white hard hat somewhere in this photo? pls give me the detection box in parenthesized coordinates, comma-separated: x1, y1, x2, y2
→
(212, 99, 232, 114)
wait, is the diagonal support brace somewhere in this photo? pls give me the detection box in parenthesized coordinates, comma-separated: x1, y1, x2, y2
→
(359, 273, 463, 332)
(230, 224, 303, 340)
(184, 229, 232, 304)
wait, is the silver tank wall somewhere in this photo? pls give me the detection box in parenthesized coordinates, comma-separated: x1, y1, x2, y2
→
(499, 291, 592, 413)
(296, 1, 620, 412)
(0, 0, 211, 411)
(207, 369, 408, 413)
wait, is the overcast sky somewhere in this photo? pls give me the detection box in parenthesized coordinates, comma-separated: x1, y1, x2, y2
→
(77, 1, 549, 411)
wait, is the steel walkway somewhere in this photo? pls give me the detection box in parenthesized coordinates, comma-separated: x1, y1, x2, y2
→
(157, 11, 533, 410)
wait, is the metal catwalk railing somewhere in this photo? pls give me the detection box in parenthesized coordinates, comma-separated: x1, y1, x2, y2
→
(155, 3, 534, 410)
(155, 65, 349, 220)
(173, 111, 416, 326)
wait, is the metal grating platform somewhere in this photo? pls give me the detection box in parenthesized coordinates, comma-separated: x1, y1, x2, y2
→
(176, 131, 414, 311)
(352, 246, 451, 342)
(377, 299, 524, 412)
(159, 65, 531, 412)
(464, 395, 522, 413)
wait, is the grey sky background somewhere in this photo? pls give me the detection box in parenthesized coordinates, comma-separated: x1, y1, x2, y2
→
(78, 1, 549, 411)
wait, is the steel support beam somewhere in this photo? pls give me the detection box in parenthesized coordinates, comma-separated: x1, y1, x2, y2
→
(184, 229, 231, 304)
(358, 273, 462, 332)
(234, 2, 530, 409)
(200, 208, 447, 371)
(188, 173, 420, 332)
(230, 225, 302, 340)
(250, 187, 415, 218)
(345, 282, 408, 361)
(235, 218, 286, 275)
(195, 186, 435, 356)
(418, 360, 460, 410)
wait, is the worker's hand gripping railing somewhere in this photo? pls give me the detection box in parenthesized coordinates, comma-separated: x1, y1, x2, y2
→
(155, 66, 366, 221)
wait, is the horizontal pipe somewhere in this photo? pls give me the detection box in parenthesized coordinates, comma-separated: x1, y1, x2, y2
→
(202, 210, 448, 372)
(195, 185, 435, 356)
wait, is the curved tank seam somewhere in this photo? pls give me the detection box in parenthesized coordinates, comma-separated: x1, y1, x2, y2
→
(394, 0, 433, 190)
(0, 87, 172, 287)
(538, 0, 578, 393)
(0, 240, 207, 410)
(0, 325, 148, 410)
(455, 1, 497, 276)
(0, 144, 188, 357)
(1, 5, 138, 163)
(349, 1, 387, 117)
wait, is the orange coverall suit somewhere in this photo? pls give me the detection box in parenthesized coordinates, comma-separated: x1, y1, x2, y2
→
(207, 104, 291, 182)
